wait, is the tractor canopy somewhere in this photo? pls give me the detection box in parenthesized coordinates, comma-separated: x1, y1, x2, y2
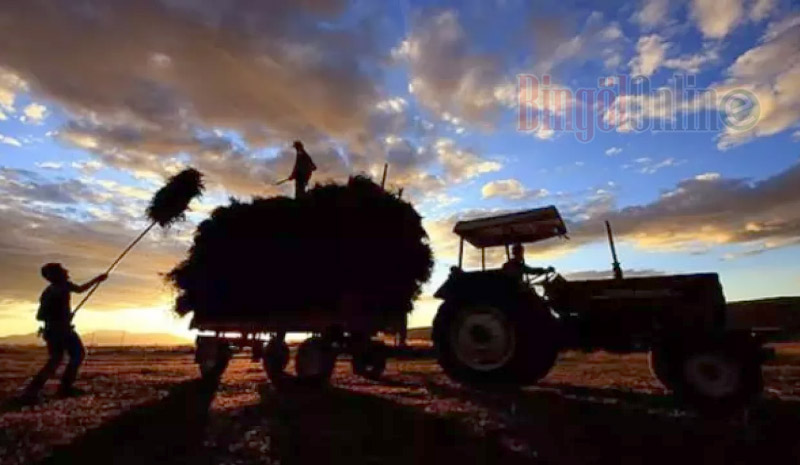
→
(454, 206, 567, 248)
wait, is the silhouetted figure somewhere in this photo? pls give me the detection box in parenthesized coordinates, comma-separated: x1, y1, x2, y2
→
(502, 243, 553, 281)
(21, 263, 107, 402)
(289, 140, 316, 198)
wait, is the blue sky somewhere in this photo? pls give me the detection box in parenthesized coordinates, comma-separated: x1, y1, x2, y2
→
(0, 0, 798, 336)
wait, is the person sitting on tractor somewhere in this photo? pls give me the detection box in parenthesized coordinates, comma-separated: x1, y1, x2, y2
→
(502, 243, 553, 282)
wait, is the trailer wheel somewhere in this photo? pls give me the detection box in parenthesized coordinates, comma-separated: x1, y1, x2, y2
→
(674, 341, 762, 413)
(433, 300, 558, 385)
(648, 346, 681, 391)
(295, 337, 336, 385)
(263, 339, 290, 381)
(195, 338, 231, 379)
(352, 341, 388, 380)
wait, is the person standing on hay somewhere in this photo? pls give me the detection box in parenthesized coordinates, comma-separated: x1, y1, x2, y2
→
(288, 140, 316, 198)
(20, 264, 107, 402)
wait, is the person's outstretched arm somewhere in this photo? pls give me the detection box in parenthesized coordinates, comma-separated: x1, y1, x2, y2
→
(69, 274, 108, 293)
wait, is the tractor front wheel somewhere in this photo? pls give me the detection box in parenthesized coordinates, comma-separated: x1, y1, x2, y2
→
(673, 341, 762, 413)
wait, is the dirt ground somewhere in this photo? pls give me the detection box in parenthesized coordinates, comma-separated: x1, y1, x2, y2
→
(2, 344, 800, 465)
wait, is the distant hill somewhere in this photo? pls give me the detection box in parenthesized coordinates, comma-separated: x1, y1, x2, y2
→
(728, 297, 800, 336)
(404, 297, 800, 344)
(0, 330, 192, 346)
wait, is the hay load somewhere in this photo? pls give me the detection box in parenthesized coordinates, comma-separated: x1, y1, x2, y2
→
(167, 176, 433, 325)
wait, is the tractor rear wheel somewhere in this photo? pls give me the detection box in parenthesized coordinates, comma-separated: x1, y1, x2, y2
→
(295, 337, 336, 385)
(433, 299, 559, 386)
(263, 339, 290, 381)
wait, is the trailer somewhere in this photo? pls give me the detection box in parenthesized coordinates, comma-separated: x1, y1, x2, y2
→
(168, 175, 433, 385)
(432, 206, 778, 412)
(192, 301, 406, 384)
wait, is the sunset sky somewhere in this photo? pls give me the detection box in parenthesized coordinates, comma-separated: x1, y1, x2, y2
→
(1, 0, 799, 338)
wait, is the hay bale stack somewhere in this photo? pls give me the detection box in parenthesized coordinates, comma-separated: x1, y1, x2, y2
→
(167, 176, 433, 325)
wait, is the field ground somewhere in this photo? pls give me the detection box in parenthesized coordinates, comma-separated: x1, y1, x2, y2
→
(2, 344, 800, 464)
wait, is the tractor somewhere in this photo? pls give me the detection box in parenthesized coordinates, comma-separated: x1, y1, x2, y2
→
(432, 206, 774, 411)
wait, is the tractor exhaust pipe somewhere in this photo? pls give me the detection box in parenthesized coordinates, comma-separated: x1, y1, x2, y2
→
(605, 221, 623, 280)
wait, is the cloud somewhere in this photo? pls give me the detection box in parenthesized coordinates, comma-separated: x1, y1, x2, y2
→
(55, 121, 353, 196)
(565, 162, 800, 254)
(434, 138, 501, 183)
(621, 157, 683, 174)
(635, 157, 684, 174)
(418, 192, 461, 211)
(0, 133, 22, 147)
(394, 10, 511, 127)
(630, 32, 719, 77)
(375, 97, 408, 114)
(694, 172, 721, 181)
(22, 102, 47, 123)
(690, 0, 744, 39)
(0, 68, 26, 116)
(530, 124, 556, 140)
(531, 12, 625, 75)
(688, 0, 775, 39)
(602, 82, 717, 134)
(0, 1, 381, 139)
(71, 159, 104, 175)
(632, 0, 670, 29)
(716, 14, 800, 148)
(0, 168, 102, 204)
(0, 0, 386, 191)
(35, 162, 64, 170)
(481, 179, 549, 201)
(750, 0, 776, 21)
(629, 34, 666, 77)
(0, 204, 185, 311)
(0, 169, 194, 310)
(394, 10, 622, 129)
(428, 162, 800, 260)
(662, 45, 720, 73)
(603, 25, 788, 142)
(605, 147, 622, 156)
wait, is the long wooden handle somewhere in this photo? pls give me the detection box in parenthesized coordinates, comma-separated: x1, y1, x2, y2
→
(605, 220, 623, 280)
(72, 221, 157, 318)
